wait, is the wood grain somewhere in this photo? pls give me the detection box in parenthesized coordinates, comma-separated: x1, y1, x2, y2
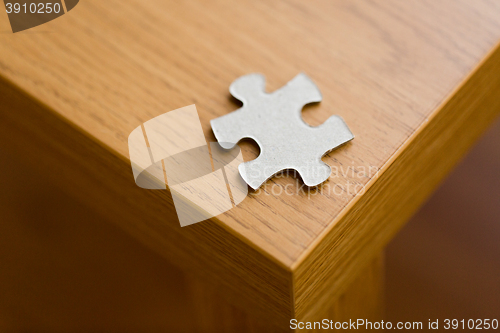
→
(1, 0, 500, 330)
(294, 44, 500, 320)
(187, 254, 384, 333)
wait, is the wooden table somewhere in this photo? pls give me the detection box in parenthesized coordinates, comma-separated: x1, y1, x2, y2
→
(1, 0, 500, 331)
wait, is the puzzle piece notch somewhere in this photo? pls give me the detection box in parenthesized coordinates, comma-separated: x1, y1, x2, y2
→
(211, 73, 354, 190)
(213, 73, 322, 150)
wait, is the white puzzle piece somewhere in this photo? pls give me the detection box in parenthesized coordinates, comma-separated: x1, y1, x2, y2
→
(211, 73, 354, 190)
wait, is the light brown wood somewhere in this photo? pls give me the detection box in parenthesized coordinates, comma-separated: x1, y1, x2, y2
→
(187, 254, 384, 333)
(1, 0, 500, 330)
(294, 46, 500, 320)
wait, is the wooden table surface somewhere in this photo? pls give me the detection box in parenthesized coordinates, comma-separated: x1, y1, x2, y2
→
(1, 0, 500, 331)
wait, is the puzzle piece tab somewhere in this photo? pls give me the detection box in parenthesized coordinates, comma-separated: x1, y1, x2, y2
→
(210, 73, 354, 190)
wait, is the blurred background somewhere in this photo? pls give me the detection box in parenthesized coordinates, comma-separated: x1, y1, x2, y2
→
(386, 118, 500, 322)
(0, 117, 499, 331)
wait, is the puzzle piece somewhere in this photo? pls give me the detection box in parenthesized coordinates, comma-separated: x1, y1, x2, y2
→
(210, 73, 354, 190)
